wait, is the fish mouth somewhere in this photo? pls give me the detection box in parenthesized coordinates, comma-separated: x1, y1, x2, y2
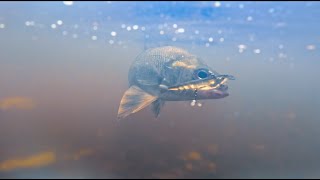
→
(198, 86, 229, 99)
(197, 82, 229, 99)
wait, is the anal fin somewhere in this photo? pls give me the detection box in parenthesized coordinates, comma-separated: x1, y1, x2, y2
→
(117, 85, 157, 119)
(151, 99, 165, 118)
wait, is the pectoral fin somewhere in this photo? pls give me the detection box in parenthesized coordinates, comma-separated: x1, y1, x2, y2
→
(117, 85, 157, 119)
(151, 99, 165, 118)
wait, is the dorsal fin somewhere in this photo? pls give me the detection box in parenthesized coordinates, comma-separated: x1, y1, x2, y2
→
(117, 85, 157, 119)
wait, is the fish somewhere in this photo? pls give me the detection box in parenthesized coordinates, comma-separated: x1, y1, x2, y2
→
(117, 46, 235, 119)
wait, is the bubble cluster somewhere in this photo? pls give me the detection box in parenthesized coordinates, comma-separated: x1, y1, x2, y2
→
(132, 25, 139, 30)
(238, 44, 247, 53)
(63, 1, 73, 6)
(91, 36, 97, 41)
(57, 20, 63, 26)
(306, 44, 316, 51)
(175, 28, 185, 34)
(110, 31, 117, 36)
(253, 49, 261, 54)
(214, 1, 221, 8)
(25, 21, 35, 26)
(51, 24, 57, 29)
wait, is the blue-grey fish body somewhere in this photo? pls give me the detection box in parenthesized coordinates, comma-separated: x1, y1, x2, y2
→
(118, 46, 234, 119)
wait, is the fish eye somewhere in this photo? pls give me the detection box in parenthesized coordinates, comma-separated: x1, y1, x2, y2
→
(196, 69, 209, 79)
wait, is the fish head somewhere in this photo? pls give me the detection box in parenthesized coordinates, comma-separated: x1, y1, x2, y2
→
(193, 67, 234, 100)
(162, 56, 234, 101)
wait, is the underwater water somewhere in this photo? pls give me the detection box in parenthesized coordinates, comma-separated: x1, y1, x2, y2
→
(0, 1, 320, 178)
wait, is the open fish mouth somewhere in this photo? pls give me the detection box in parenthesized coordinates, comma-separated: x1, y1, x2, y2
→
(196, 76, 231, 99)
(197, 85, 229, 99)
